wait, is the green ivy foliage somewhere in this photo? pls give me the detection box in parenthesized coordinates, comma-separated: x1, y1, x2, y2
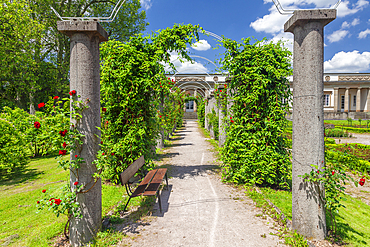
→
(207, 108, 219, 140)
(218, 38, 292, 189)
(99, 24, 200, 183)
(197, 97, 206, 128)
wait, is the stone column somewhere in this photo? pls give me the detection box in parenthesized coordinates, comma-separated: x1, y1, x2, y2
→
(194, 89, 197, 112)
(356, 87, 362, 112)
(284, 9, 336, 240)
(366, 88, 370, 112)
(344, 87, 350, 112)
(333, 87, 339, 112)
(58, 21, 108, 246)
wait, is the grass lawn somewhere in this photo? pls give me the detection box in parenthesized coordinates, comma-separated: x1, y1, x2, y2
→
(0, 154, 130, 246)
(260, 188, 370, 246)
(325, 120, 370, 128)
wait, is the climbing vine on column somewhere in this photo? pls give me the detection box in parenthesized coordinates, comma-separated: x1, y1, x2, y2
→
(218, 38, 292, 189)
(98, 24, 201, 183)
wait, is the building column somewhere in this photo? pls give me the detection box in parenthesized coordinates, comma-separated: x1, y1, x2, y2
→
(356, 87, 362, 112)
(366, 88, 370, 112)
(194, 89, 197, 112)
(344, 87, 350, 112)
(333, 87, 339, 112)
(284, 9, 336, 240)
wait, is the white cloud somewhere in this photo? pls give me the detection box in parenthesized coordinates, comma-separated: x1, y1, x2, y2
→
(270, 31, 294, 53)
(328, 30, 349, 43)
(337, 0, 369, 17)
(140, 0, 152, 10)
(341, 21, 350, 28)
(324, 50, 370, 72)
(351, 18, 360, 26)
(191, 40, 211, 51)
(358, 29, 370, 38)
(162, 52, 208, 74)
(250, 6, 290, 34)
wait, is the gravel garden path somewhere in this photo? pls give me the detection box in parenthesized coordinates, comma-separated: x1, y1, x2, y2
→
(119, 120, 284, 247)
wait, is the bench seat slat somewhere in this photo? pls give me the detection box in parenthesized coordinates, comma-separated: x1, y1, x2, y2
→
(143, 168, 167, 196)
(131, 169, 157, 197)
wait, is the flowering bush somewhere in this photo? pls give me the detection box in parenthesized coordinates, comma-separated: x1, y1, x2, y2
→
(299, 164, 357, 236)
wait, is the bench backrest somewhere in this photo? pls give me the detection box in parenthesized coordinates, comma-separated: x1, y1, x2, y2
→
(119, 155, 145, 185)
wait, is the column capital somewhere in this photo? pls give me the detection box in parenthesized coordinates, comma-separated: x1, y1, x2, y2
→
(357, 87, 363, 90)
(57, 21, 108, 42)
(284, 9, 336, 33)
(346, 87, 351, 90)
(333, 87, 339, 90)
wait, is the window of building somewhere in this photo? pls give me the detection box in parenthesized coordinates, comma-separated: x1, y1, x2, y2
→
(186, 101, 194, 112)
(341, 95, 345, 110)
(353, 95, 356, 107)
(323, 94, 330, 106)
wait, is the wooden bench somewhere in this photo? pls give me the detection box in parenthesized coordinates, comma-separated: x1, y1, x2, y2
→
(119, 155, 168, 212)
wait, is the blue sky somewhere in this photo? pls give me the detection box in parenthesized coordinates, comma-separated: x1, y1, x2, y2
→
(138, 0, 370, 74)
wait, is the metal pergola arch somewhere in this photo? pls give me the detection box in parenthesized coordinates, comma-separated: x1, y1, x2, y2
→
(180, 86, 206, 98)
(175, 79, 212, 92)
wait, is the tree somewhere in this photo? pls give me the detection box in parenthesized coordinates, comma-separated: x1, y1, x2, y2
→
(0, 0, 149, 112)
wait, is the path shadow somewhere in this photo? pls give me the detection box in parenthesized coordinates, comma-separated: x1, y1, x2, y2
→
(151, 184, 172, 217)
(155, 152, 180, 160)
(169, 164, 220, 180)
(165, 143, 193, 148)
(170, 136, 185, 141)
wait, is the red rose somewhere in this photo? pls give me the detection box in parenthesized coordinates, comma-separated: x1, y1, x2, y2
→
(111, 153, 114, 156)
(42, 189, 46, 193)
(317, 170, 320, 174)
(54, 199, 61, 205)
(230, 117, 232, 119)
(220, 90, 222, 92)
(217, 94, 219, 96)
(159, 115, 162, 118)
(69, 90, 76, 96)
(37, 201, 40, 204)
(62, 142, 67, 148)
(102, 152, 105, 155)
(231, 120, 234, 123)
(332, 171, 335, 175)
(34, 121, 41, 129)
(75, 155, 78, 158)
(53, 96, 59, 100)
(59, 129, 68, 137)
(74, 181, 79, 185)
(100, 141, 103, 144)
(359, 177, 365, 186)
(102, 107, 106, 112)
(38, 102, 45, 108)
(59, 150, 67, 155)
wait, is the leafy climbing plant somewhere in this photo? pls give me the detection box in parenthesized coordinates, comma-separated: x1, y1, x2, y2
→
(217, 37, 292, 189)
(99, 24, 201, 183)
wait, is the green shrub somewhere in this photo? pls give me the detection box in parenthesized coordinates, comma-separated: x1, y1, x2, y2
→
(0, 118, 28, 178)
(206, 108, 219, 140)
(325, 128, 350, 137)
(197, 98, 206, 128)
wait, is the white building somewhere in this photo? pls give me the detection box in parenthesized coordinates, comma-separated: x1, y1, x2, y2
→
(168, 73, 370, 119)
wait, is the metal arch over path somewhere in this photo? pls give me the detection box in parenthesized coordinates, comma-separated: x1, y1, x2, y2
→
(180, 86, 206, 98)
(174, 78, 212, 91)
(272, 0, 341, 15)
(178, 82, 209, 93)
(51, 0, 128, 22)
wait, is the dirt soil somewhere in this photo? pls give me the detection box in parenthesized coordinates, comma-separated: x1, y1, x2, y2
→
(116, 120, 285, 247)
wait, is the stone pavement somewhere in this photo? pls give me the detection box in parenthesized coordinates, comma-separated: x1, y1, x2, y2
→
(120, 120, 284, 247)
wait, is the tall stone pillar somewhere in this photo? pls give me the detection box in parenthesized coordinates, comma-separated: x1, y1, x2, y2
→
(333, 87, 339, 112)
(194, 89, 197, 112)
(344, 87, 349, 112)
(366, 88, 370, 112)
(285, 9, 336, 240)
(356, 87, 362, 112)
(58, 21, 108, 246)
